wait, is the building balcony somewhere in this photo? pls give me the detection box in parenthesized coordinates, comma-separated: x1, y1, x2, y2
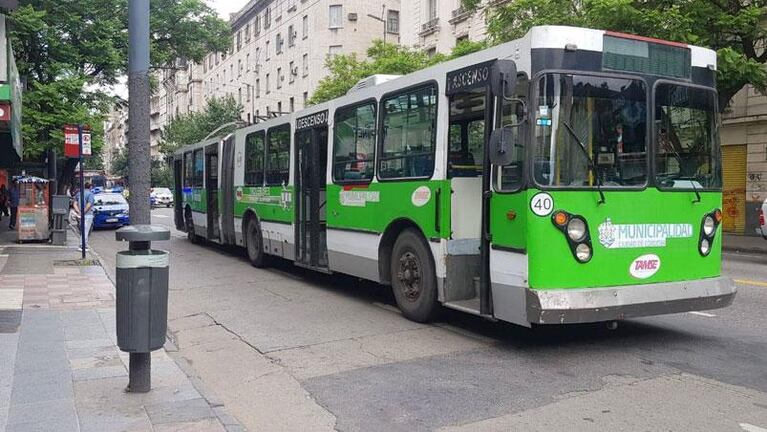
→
(449, 7, 471, 24)
(420, 18, 440, 37)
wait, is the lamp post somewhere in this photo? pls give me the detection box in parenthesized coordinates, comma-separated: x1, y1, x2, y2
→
(367, 5, 386, 43)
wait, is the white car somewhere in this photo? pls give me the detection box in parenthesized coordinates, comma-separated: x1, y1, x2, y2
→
(151, 187, 174, 208)
(759, 199, 767, 239)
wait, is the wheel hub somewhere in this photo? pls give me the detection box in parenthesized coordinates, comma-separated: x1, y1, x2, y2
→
(396, 252, 422, 302)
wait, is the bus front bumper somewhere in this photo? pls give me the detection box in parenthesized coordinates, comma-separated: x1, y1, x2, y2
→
(524, 276, 736, 325)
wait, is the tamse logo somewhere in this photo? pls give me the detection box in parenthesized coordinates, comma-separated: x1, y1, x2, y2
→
(629, 254, 661, 279)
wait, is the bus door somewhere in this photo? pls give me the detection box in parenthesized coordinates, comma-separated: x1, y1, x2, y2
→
(220, 136, 236, 245)
(443, 62, 498, 312)
(173, 158, 184, 230)
(205, 144, 220, 241)
(294, 111, 329, 270)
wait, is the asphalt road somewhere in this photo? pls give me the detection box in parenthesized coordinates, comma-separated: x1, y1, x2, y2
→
(90, 207, 767, 432)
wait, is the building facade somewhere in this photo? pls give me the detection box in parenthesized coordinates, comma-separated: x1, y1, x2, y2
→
(202, 0, 401, 123)
(721, 85, 767, 236)
(103, 100, 128, 175)
(400, 0, 492, 55)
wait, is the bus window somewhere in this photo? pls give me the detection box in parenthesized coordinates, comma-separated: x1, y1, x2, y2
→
(184, 152, 194, 187)
(494, 73, 529, 192)
(448, 88, 485, 178)
(266, 124, 290, 185)
(193, 149, 204, 187)
(333, 102, 376, 182)
(245, 131, 265, 186)
(379, 85, 437, 179)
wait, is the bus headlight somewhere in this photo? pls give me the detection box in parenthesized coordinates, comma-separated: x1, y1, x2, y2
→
(698, 209, 721, 257)
(551, 210, 593, 264)
(567, 218, 587, 242)
(703, 215, 715, 236)
(575, 243, 592, 262)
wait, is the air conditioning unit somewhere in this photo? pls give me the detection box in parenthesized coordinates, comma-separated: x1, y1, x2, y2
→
(348, 13, 358, 21)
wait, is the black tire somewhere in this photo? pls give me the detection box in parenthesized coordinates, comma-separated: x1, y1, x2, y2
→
(185, 209, 200, 244)
(390, 228, 439, 323)
(245, 217, 268, 268)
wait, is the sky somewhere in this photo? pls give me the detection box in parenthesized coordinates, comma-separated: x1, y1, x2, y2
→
(208, 0, 249, 19)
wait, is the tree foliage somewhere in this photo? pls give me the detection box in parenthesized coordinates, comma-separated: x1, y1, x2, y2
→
(9, 0, 230, 189)
(308, 39, 487, 105)
(159, 95, 244, 158)
(463, 0, 767, 111)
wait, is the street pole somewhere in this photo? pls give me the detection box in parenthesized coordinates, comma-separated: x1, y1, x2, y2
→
(78, 126, 85, 260)
(127, 0, 152, 393)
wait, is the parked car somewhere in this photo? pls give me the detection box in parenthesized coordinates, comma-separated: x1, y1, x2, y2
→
(759, 199, 767, 239)
(92, 192, 130, 229)
(151, 187, 174, 208)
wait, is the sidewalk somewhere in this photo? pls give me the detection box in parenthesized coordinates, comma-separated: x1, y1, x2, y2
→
(0, 225, 242, 432)
(722, 233, 767, 255)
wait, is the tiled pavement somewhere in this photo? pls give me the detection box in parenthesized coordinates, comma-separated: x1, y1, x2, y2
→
(0, 235, 241, 431)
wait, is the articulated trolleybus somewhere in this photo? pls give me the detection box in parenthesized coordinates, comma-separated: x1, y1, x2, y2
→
(173, 26, 736, 326)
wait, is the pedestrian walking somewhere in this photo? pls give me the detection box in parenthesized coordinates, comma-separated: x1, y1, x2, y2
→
(8, 181, 19, 230)
(0, 184, 8, 221)
(73, 182, 95, 251)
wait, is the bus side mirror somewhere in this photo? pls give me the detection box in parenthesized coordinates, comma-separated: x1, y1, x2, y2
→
(489, 127, 516, 166)
(491, 60, 517, 100)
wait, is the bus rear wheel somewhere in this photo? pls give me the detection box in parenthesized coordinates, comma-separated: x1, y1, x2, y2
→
(246, 218, 268, 268)
(390, 229, 439, 323)
(185, 210, 200, 244)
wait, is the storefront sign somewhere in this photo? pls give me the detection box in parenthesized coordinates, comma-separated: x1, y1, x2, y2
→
(598, 218, 693, 249)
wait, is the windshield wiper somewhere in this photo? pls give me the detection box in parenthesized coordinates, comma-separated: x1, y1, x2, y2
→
(562, 121, 606, 205)
(660, 143, 701, 203)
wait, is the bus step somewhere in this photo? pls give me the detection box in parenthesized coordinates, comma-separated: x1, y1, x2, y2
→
(444, 298, 482, 316)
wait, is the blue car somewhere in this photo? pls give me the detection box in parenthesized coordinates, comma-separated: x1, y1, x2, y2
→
(92, 192, 130, 229)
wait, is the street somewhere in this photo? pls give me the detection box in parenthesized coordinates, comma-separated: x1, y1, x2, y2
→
(89, 207, 767, 432)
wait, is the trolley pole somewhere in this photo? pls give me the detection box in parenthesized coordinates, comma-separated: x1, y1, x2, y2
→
(127, 0, 152, 393)
(78, 125, 85, 260)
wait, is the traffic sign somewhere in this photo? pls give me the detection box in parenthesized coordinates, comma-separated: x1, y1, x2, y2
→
(63, 124, 92, 158)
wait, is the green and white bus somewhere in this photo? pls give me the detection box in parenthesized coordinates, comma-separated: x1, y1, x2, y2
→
(173, 26, 736, 326)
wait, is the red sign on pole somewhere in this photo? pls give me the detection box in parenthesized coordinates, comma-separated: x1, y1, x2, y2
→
(63, 125, 92, 158)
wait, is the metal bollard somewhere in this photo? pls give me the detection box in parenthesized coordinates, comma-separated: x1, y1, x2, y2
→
(115, 225, 170, 393)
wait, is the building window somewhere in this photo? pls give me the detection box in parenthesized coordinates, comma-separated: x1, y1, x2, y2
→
(302, 53, 309, 77)
(276, 33, 284, 54)
(266, 40, 270, 60)
(266, 73, 270, 94)
(379, 84, 438, 179)
(266, 124, 290, 185)
(427, 0, 437, 20)
(264, 6, 271, 29)
(288, 24, 296, 47)
(245, 24, 251, 42)
(277, 101, 282, 113)
(230, 64, 234, 81)
(236, 30, 242, 51)
(246, 84, 251, 102)
(302, 15, 309, 39)
(328, 45, 342, 57)
(290, 97, 295, 112)
(255, 15, 261, 35)
(387, 10, 400, 34)
(277, 67, 282, 88)
(329, 5, 343, 29)
(245, 131, 265, 186)
(456, 35, 469, 45)
(333, 102, 377, 182)
(238, 87, 242, 104)
(289, 61, 295, 83)
(245, 54, 250, 72)
(215, 53, 220, 65)
(209, 54, 214, 69)
(255, 79, 260, 98)
(238, 59, 242, 77)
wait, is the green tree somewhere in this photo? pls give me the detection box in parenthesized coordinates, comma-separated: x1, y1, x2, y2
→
(308, 39, 486, 104)
(151, 160, 173, 188)
(464, 0, 767, 111)
(111, 148, 128, 178)
(9, 0, 230, 190)
(159, 95, 244, 158)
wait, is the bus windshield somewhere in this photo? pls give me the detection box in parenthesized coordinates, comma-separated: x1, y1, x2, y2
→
(654, 84, 721, 190)
(534, 73, 648, 188)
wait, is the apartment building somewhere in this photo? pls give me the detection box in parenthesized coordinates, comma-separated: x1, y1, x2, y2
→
(720, 86, 767, 236)
(203, 0, 401, 123)
(103, 100, 128, 175)
(400, 0, 492, 55)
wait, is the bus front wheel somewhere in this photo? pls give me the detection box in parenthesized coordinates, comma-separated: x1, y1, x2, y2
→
(390, 229, 439, 323)
(185, 210, 201, 245)
(246, 218, 268, 268)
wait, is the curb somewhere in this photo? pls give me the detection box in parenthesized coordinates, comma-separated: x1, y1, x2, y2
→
(722, 246, 767, 255)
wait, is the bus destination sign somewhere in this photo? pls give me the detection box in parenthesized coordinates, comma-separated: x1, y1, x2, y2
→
(446, 60, 495, 95)
(296, 110, 328, 131)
